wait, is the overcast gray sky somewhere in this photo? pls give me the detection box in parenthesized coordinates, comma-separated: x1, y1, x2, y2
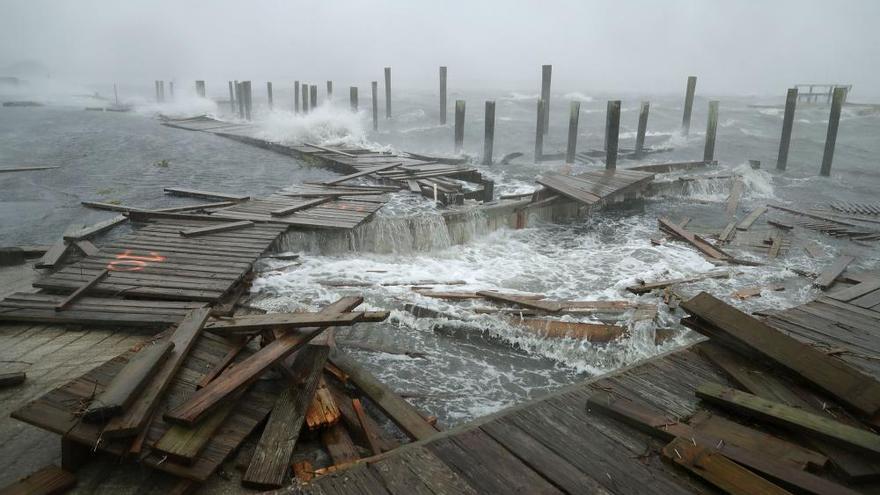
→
(2, 0, 879, 97)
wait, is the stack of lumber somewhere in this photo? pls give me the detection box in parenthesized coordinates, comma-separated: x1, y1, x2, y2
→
(6, 298, 442, 491)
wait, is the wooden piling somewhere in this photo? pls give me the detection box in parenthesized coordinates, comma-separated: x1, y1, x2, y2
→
(157, 81, 165, 103)
(326, 81, 333, 99)
(310, 84, 317, 110)
(236, 81, 244, 119)
(266, 82, 273, 110)
(169, 82, 174, 100)
(384, 67, 392, 119)
(439, 66, 447, 125)
(534, 99, 545, 162)
(454, 100, 466, 154)
(820, 87, 846, 177)
(371, 81, 378, 130)
(114, 83, 119, 106)
(704, 100, 719, 163)
(302, 83, 310, 114)
(682, 75, 697, 135)
(294, 81, 300, 113)
(195, 80, 206, 98)
(776, 88, 798, 171)
(565, 101, 580, 164)
(540, 65, 551, 134)
(483, 100, 495, 165)
(243, 81, 253, 121)
(606, 100, 621, 170)
(228, 81, 235, 112)
(635, 101, 650, 156)
(349, 87, 358, 112)
(155, 81, 160, 103)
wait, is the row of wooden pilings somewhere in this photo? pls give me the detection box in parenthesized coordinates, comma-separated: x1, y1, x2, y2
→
(157, 66, 847, 175)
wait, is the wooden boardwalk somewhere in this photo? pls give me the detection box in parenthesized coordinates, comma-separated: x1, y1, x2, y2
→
(535, 169, 655, 208)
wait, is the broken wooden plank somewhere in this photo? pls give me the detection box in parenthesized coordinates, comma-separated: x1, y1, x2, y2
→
(203, 311, 371, 335)
(102, 307, 210, 438)
(54, 269, 109, 311)
(814, 255, 855, 290)
(72, 240, 99, 257)
(329, 349, 439, 441)
(737, 206, 768, 231)
(476, 291, 563, 313)
(82, 341, 174, 422)
(0, 465, 76, 495)
(242, 346, 329, 490)
(269, 197, 332, 217)
(697, 382, 880, 457)
(35, 224, 83, 269)
(322, 162, 403, 185)
(507, 318, 626, 342)
(303, 142, 358, 158)
(63, 215, 127, 241)
(659, 217, 730, 260)
(725, 178, 744, 218)
(0, 371, 26, 389)
(627, 270, 729, 295)
(305, 378, 341, 430)
(352, 398, 382, 456)
(164, 327, 330, 426)
(662, 437, 791, 495)
(682, 291, 880, 417)
(768, 233, 783, 259)
(179, 220, 254, 238)
(0, 165, 61, 173)
(719, 221, 737, 243)
(732, 284, 784, 300)
(163, 187, 249, 202)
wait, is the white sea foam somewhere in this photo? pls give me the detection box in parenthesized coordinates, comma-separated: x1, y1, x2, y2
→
(563, 92, 594, 102)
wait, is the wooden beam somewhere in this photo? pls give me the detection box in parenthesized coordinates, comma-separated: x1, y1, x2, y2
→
(195, 336, 250, 389)
(35, 224, 83, 269)
(682, 292, 880, 417)
(626, 270, 729, 295)
(163, 187, 249, 202)
(82, 341, 173, 422)
(322, 162, 402, 185)
(73, 240, 99, 257)
(697, 382, 880, 457)
(476, 291, 563, 313)
(0, 166, 61, 173)
(102, 307, 210, 438)
(328, 349, 438, 441)
(63, 215, 127, 241)
(352, 398, 382, 455)
(0, 465, 76, 494)
(203, 311, 370, 335)
(269, 197, 331, 217)
(242, 347, 329, 490)
(179, 220, 254, 237)
(659, 218, 730, 260)
(152, 390, 241, 465)
(303, 142, 357, 158)
(814, 256, 855, 290)
(737, 207, 768, 231)
(54, 269, 109, 311)
(507, 318, 626, 342)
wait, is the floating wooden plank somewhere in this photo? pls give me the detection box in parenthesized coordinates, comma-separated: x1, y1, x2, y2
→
(697, 382, 880, 457)
(242, 347, 329, 490)
(662, 437, 791, 495)
(269, 197, 331, 217)
(413, 290, 483, 300)
(0, 165, 61, 173)
(54, 269, 109, 311)
(814, 255, 855, 290)
(732, 284, 784, 299)
(768, 233, 783, 259)
(102, 307, 210, 438)
(83, 341, 173, 422)
(63, 215, 127, 241)
(725, 178, 744, 218)
(768, 219, 794, 230)
(476, 291, 563, 313)
(303, 142, 358, 158)
(659, 217, 730, 260)
(203, 311, 369, 335)
(768, 204, 860, 227)
(164, 326, 330, 426)
(508, 318, 626, 342)
(322, 162, 403, 185)
(0, 465, 76, 495)
(627, 270, 729, 294)
(164, 187, 249, 202)
(329, 349, 439, 441)
(35, 224, 83, 269)
(178, 220, 254, 237)
(628, 160, 710, 173)
(737, 206, 768, 231)
(0, 371, 26, 389)
(682, 292, 880, 417)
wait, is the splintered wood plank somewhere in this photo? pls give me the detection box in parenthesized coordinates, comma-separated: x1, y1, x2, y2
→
(0, 465, 76, 495)
(508, 318, 626, 342)
(82, 341, 173, 422)
(814, 255, 855, 290)
(697, 382, 880, 457)
(737, 206, 768, 230)
(305, 378, 341, 430)
(164, 187, 249, 202)
(54, 269, 108, 311)
(626, 270, 729, 294)
(242, 347, 329, 490)
(476, 291, 563, 313)
(270, 197, 332, 217)
(64, 215, 127, 241)
(326, 380, 399, 454)
(203, 311, 367, 335)
(329, 350, 439, 441)
(662, 437, 790, 495)
(103, 307, 210, 438)
(165, 328, 329, 426)
(682, 292, 880, 417)
(179, 220, 254, 237)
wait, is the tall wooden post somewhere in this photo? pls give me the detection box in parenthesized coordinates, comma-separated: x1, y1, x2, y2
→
(682, 76, 697, 135)
(606, 100, 621, 170)
(635, 102, 650, 157)
(169, 81, 174, 100)
(703, 100, 719, 163)
(534, 100, 545, 163)
(439, 66, 447, 125)
(155, 81, 160, 103)
(371, 81, 378, 130)
(228, 81, 235, 112)
(326, 81, 333, 99)
(483, 101, 495, 165)
(114, 83, 119, 106)
(820, 87, 846, 177)
(266, 82, 274, 110)
(310, 84, 317, 109)
(350, 87, 358, 112)
(776, 88, 798, 171)
(301, 83, 309, 114)
(294, 81, 300, 113)
(454, 100, 466, 153)
(540, 65, 551, 134)
(236, 82, 244, 119)
(604, 100, 612, 150)
(243, 81, 252, 120)
(565, 101, 580, 164)
(384, 67, 392, 119)
(158, 81, 165, 103)
(195, 80, 206, 98)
